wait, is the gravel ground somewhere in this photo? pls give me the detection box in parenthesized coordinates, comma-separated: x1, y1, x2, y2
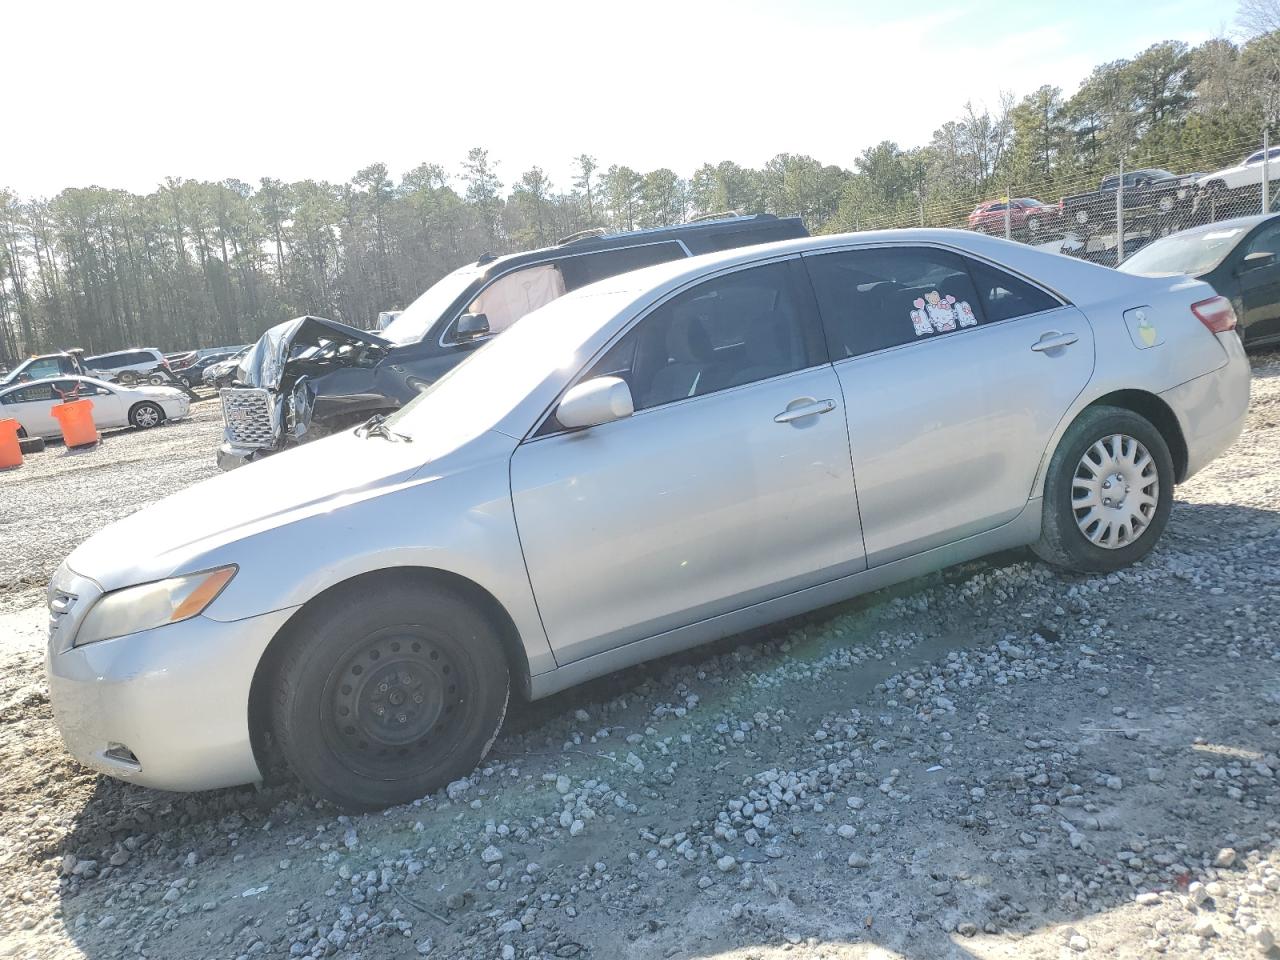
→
(0, 390, 224, 617)
(2, 357, 1279, 960)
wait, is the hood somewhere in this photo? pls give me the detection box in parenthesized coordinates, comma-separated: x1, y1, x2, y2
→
(65, 427, 427, 593)
(238, 315, 391, 389)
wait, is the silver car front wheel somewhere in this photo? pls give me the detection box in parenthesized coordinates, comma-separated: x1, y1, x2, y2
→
(1072, 434, 1159, 549)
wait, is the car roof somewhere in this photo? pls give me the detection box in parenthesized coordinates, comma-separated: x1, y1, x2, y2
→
(0, 373, 115, 393)
(578, 227, 1117, 305)
(474, 214, 807, 276)
(85, 347, 160, 360)
(1160, 212, 1276, 241)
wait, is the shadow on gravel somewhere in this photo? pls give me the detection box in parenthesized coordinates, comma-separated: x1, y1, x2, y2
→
(47, 498, 1280, 959)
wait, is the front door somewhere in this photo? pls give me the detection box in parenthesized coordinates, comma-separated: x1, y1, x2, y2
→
(510, 259, 865, 665)
(1235, 222, 1280, 345)
(73, 380, 127, 427)
(804, 244, 1096, 565)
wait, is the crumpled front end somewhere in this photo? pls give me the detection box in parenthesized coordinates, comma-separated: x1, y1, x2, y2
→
(217, 316, 389, 470)
(218, 387, 285, 469)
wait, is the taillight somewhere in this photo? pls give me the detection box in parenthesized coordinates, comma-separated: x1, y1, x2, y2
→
(1190, 296, 1237, 334)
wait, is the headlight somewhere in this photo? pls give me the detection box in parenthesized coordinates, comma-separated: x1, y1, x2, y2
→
(75, 566, 237, 646)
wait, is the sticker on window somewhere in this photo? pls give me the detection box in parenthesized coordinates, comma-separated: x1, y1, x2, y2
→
(910, 291, 977, 337)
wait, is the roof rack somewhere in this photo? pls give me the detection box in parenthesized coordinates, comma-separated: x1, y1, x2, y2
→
(557, 227, 608, 246)
(686, 210, 763, 224)
(475, 252, 498, 265)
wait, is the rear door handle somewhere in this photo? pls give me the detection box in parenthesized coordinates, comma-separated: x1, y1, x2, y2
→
(1031, 331, 1079, 352)
(774, 398, 836, 423)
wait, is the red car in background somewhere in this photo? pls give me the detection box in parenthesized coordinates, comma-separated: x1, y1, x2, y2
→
(967, 197, 1061, 237)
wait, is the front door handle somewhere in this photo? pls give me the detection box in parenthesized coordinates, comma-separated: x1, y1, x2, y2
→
(774, 398, 836, 423)
(1031, 331, 1079, 352)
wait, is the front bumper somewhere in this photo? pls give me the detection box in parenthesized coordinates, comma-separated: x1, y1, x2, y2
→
(1160, 331, 1251, 482)
(216, 441, 266, 470)
(46, 606, 298, 792)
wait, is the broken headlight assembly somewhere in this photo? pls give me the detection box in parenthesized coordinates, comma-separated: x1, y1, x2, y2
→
(74, 566, 237, 646)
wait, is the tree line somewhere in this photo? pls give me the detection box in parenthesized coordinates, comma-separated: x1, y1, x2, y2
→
(2, 15, 1279, 363)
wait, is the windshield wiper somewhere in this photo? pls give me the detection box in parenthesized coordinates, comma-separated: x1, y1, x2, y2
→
(355, 413, 412, 443)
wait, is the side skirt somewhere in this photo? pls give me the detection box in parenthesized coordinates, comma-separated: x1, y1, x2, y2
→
(528, 499, 1042, 699)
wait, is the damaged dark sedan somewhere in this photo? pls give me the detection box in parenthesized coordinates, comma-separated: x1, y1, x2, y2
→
(217, 214, 808, 468)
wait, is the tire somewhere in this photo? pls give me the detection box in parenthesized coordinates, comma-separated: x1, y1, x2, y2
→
(1027, 216, 1041, 236)
(269, 577, 510, 810)
(1033, 405, 1174, 574)
(15, 426, 26, 439)
(129, 402, 164, 429)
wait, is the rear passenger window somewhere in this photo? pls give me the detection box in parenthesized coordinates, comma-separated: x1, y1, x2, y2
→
(964, 258, 1061, 322)
(804, 247, 986, 358)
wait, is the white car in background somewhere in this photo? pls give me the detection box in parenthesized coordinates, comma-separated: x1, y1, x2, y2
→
(84, 347, 169, 383)
(0, 375, 189, 439)
(1198, 146, 1280, 196)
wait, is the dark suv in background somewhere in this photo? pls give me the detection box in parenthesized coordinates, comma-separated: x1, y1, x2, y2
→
(218, 213, 809, 468)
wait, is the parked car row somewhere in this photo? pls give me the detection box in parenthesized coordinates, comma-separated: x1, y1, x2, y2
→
(967, 148, 1280, 246)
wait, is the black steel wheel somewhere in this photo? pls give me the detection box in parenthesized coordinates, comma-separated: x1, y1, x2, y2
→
(269, 574, 510, 810)
(319, 626, 479, 781)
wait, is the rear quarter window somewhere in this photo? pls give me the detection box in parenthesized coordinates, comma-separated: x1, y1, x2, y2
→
(963, 258, 1062, 322)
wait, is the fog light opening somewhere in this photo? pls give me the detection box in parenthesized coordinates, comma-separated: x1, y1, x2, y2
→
(104, 743, 140, 767)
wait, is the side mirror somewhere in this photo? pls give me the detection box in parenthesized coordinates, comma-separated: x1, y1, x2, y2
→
(455, 312, 491, 343)
(1239, 250, 1276, 273)
(556, 376, 634, 430)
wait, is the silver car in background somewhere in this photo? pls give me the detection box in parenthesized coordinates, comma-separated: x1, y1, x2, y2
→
(46, 229, 1250, 809)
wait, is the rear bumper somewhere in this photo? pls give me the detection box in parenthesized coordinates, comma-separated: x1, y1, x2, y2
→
(1161, 332, 1251, 481)
(46, 606, 297, 792)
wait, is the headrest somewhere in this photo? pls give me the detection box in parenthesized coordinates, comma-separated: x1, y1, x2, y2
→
(666, 312, 715, 363)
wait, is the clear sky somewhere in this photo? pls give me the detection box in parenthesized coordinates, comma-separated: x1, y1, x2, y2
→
(2, 0, 1235, 198)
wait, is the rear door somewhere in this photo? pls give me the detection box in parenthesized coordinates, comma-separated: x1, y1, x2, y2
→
(76, 380, 127, 426)
(804, 244, 1095, 565)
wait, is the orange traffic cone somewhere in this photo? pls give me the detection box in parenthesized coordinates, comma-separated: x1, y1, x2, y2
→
(0, 418, 21, 469)
(51, 399, 99, 448)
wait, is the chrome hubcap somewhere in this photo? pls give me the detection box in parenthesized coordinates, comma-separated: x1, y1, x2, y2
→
(1072, 434, 1159, 549)
(137, 407, 158, 427)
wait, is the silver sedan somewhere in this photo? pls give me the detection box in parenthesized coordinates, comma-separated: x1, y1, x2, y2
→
(46, 230, 1250, 809)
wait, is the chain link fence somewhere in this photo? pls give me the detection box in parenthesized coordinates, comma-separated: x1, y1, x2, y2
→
(853, 129, 1277, 265)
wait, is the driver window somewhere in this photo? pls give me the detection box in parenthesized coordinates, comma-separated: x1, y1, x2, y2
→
(580, 259, 825, 412)
(462, 263, 566, 339)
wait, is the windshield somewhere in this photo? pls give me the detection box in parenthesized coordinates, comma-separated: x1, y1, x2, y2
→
(387, 287, 636, 441)
(1118, 226, 1245, 277)
(380, 265, 482, 344)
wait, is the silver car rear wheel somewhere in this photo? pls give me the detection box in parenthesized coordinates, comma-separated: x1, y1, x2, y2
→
(1072, 434, 1159, 549)
(1033, 405, 1173, 573)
